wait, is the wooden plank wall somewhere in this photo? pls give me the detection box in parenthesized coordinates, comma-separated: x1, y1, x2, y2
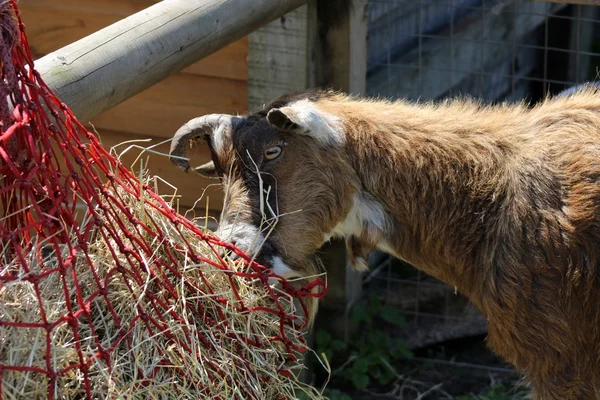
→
(19, 0, 249, 217)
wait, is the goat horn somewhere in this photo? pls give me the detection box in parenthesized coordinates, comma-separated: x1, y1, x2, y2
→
(169, 114, 237, 173)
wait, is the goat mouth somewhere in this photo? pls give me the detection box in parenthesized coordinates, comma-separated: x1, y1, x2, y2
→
(211, 222, 299, 282)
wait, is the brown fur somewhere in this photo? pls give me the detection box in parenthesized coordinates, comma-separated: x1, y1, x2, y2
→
(177, 87, 600, 399)
(312, 89, 600, 399)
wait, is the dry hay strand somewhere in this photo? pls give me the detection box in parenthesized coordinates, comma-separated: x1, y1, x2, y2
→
(0, 167, 326, 400)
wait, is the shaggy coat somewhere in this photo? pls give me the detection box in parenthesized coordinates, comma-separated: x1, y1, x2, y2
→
(170, 87, 600, 399)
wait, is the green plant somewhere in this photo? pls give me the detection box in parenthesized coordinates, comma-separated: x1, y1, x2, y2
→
(456, 383, 530, 400)
(314, 295, 413, 392)
(322, 388, 352, 400)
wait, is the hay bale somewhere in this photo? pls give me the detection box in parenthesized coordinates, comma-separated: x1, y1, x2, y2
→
(0, 2, 326, 397)
(0, 179, 325, 400)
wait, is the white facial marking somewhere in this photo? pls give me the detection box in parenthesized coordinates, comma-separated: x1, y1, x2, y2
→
(215, 223, 300, 284)
(323, 192, 388, 243)
(215, 221, 264, 258)
(284, 99, 345, 146)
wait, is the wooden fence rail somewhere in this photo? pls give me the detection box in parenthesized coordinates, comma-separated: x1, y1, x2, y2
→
(33, 0, 307, 122)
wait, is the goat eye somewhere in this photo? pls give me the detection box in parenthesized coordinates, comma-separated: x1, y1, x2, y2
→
(264, 146, 282, 161)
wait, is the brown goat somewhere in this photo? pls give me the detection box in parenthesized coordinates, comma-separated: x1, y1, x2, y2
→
(170, 87, 600, 399)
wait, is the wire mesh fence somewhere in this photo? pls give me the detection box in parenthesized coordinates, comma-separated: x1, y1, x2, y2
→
(367, 0, 600, 103)
(364, 0, 600, 359)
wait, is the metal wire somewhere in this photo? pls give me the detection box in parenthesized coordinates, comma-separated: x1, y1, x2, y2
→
(367, 0, 600, 102)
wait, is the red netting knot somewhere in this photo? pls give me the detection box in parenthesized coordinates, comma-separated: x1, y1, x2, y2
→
(65, 314, 79, 330)
(115, 264, 127, 274)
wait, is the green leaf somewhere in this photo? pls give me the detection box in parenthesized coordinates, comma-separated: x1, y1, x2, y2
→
(351, 372, 370, 390)
(294, 390, 310, 400)
(363, 352, 380, 366)
(349, 302, 370, 324)
(368, 295, 382, 312)
(330, 339, 346, 352)
(367, 330, 389, 351)
(377, 366, 395, 385)
(323, 389, 352, 400)
(390, 342, 413, 359)
(352, 357, 370, 373)
(379, 305, 407, 327)
(316, 329, 331, 348)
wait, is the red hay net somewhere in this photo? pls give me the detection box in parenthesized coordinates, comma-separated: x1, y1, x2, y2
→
(0, 2, 326, 399)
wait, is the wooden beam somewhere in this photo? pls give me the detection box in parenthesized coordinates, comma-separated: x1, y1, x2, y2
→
(33, 0, 307, 122)
(20, 1, 249, 82)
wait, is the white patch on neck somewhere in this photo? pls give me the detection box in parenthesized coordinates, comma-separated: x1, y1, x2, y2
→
(323, 192, 388, 243)
(285, 99, 345, 146)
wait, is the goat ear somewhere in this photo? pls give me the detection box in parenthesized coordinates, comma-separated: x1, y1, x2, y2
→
(266, 108, 303, 132)
(266, 101, 344, 146)
(194, 160, 220, 179)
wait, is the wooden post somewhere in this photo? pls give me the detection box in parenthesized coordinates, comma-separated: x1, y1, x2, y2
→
(247, 2, 318, 111)
(247, 0, 368, 332)
(33, 0, 308, 122)
(247, 3, 320, 385)
(246, 0, 368, 385)
(248, 0, 368, 330)
(313, 0, 369, 341)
